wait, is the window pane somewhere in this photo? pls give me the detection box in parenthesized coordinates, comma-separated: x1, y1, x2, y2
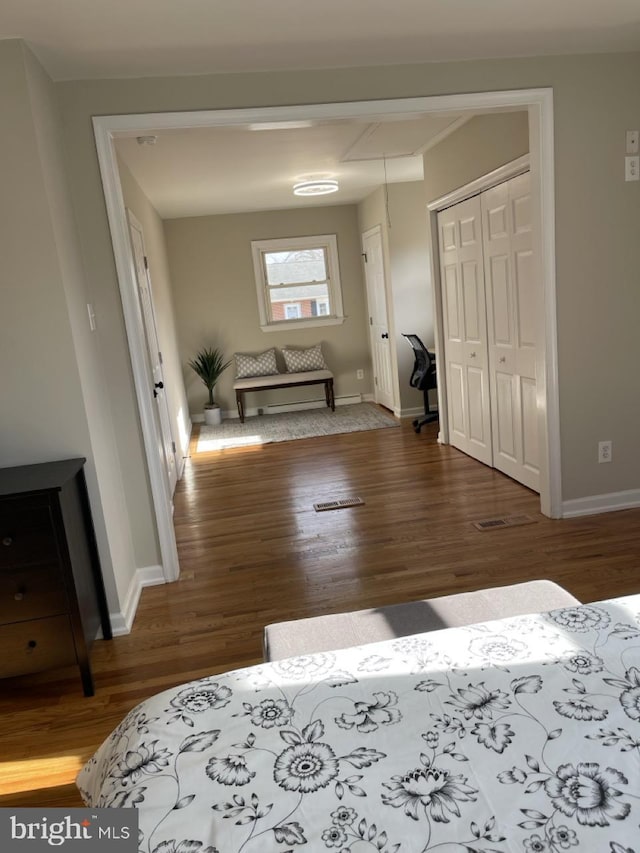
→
(268, 283, 330, 321)
(264, 248, 327, 286)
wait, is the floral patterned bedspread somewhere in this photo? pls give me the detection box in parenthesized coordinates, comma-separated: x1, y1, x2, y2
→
(77, 595, 640, 853)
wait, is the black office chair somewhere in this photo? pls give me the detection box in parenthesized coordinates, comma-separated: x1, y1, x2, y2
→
(402, 334, 438, 433)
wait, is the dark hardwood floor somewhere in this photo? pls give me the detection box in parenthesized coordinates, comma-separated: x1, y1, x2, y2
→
(1, 415, 639, 805)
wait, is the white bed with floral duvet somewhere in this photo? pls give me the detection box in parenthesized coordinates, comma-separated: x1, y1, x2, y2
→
(77, 595, 640, 853)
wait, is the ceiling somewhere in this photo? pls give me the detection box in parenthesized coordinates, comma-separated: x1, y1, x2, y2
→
(2, 0, 639, 81)
(8, 0, 634, 219)
(115, 113, 474, 218)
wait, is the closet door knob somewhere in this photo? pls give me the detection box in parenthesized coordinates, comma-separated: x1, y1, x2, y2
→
(2, 536, 13, 547)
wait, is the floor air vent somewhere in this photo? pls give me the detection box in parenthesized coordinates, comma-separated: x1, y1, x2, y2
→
(314, 497, 365, 512)
(473, 514, 536, 531)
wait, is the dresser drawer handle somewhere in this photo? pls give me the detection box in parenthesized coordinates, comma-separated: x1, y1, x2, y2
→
(1, 536, 13, 547)
(14, 591, 25, 601)
(27, 640, 37, 651)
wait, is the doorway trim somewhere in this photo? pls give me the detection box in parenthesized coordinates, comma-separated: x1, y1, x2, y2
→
(361, 223, 399, 412)
(93, 87, 559, 580)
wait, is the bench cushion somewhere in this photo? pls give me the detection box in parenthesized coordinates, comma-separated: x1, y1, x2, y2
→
(234, 369, 333, 390)
(263, 580, 581, 661)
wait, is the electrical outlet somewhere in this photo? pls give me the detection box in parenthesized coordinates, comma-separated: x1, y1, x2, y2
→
(356, 369, 364, 380)
(625, 156, 639, 182)
(598, 440, 612, 464)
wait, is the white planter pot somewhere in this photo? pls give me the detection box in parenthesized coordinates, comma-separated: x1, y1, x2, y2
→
(203, 406, 222, 426)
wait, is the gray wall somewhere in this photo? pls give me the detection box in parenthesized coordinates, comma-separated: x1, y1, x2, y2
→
(358, 182, 434, 413)
(0, 42, 137, 609)
(2, 43, 638, 611)
(163, 205, 371, 416)
(118, 157, 191, 463)
(422, 112, 530, 202)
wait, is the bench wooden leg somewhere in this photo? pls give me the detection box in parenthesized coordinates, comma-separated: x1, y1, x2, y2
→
(325, 379, 335, 411)
(236, 390, 245, 423)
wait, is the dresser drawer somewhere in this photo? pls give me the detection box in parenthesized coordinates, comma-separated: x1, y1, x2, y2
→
(0, 500, 58, 570)
(0, 616, 76, 678)
(0, 566, 67, 624)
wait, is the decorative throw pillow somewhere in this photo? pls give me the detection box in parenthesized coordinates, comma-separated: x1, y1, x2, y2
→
(234, 348, 279, 379)
(282, 344, 328, 373)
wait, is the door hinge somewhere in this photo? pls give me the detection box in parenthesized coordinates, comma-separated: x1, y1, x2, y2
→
(171, 441, 176, 454)
(374, 376, 378, 387)
(144, 255, 149, 269)
(158, 350, 163, 364)
(369, 316, 373, 326)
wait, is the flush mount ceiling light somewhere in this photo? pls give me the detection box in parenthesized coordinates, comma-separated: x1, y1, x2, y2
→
(293, 179, 339, 196)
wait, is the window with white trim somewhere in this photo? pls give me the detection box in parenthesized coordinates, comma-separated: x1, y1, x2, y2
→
(284, 302, 302, 319)
(251, 234, 345, 331)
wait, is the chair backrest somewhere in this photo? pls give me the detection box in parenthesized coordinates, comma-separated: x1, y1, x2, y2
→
(402, 334, 436, 391)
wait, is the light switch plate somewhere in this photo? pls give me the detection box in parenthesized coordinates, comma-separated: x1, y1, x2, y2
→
(626, 130, 639, 154)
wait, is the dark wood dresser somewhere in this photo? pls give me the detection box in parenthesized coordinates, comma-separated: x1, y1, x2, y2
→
(0, 458, 112, 696)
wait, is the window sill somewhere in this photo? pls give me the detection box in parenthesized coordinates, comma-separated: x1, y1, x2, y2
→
(260, 316, 346, 333)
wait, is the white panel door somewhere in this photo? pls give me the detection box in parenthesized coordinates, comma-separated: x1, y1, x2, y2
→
(482, 172, 540, 492)
(438, 196, 492, 465)
(362, 226, 395, 410)
(128, 211, 178, 497)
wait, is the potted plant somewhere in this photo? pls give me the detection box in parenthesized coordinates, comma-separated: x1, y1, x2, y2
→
(189, 346, 231, 426)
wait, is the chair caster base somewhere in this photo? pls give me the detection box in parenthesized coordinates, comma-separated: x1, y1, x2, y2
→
(412, 413, 438, 435)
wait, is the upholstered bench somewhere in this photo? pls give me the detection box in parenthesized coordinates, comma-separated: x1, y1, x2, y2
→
(263, 579, 580, 661)
(234, 369, 334, 423)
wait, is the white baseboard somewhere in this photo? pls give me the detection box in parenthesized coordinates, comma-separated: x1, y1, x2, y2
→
(399, 406, 423, 418)
(176, 453, 186, 480)
(197, 394, 364, 420)
(562, 488, 640, 518)
(396, 405, 438, 419)
(108, 565, 165, 636)
(265, 394, 361, 414)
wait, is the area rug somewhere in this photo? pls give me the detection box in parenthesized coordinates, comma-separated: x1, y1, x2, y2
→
(196, 403, 398, 451)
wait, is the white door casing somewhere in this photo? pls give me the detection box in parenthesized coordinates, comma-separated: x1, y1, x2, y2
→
(438, 196, 493, 466)
(127, 211, 178, 498)
(362, 226, 395, 411)
(92, 92, 558, 600)
(482, 172, 540, 491)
